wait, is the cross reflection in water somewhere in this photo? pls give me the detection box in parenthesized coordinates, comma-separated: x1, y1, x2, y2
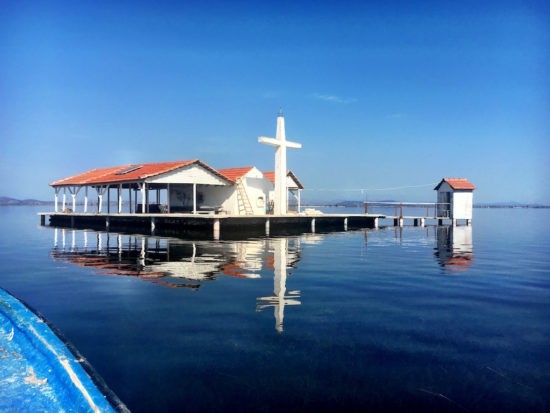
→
(49, 224, 473, 332)
(50, 228, 304, 331)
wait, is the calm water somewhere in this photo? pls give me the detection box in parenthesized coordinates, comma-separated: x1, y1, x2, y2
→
(1, 206, 549, 412)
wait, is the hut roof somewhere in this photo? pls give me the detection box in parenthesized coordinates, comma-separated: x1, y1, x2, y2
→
(434, 178, 476, 191)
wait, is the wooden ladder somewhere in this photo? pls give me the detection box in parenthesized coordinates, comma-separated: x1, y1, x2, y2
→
(236, 178, 254, 215)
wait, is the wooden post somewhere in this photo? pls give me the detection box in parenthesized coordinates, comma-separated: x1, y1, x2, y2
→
(193, 183, 197, 215)
(400, 203, 403, 218)
(146, 184, 149, 213)
(344, 217, 348, 231)
(311, 218, 316, 233)
(84, 186, 88, 213)
(128, 186, 132, 213)
(364, 201, 368, 214)
(167, 184, 171, 213)
(118, 184, 122, 214)
(40, 215, 45, 225)
(54, 188, 59, 212)
(141, 183, 146, 214)
(213, 218, 220, 240)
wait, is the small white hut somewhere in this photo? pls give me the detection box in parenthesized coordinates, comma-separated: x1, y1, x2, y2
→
(434, 178, 476, 224)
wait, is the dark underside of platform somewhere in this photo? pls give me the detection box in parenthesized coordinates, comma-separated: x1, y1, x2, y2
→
(46, 214, 376, 239)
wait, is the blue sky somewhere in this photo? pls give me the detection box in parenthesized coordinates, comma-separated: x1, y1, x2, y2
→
(1, 1, 548, 203)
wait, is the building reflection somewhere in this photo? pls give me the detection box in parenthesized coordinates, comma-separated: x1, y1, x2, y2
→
(434, 226, 474, 272)
(49, 224, 474, 332)
(50, 228, 303, 331)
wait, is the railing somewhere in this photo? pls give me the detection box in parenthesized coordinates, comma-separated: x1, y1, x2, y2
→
(363, 202, 451, 218)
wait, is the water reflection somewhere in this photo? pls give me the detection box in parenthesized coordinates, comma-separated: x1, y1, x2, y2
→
(50, 228, 303, 331)
(49, 224, 474, 333)
(256, 238, 301, 333)
(434, 226, 474, 272)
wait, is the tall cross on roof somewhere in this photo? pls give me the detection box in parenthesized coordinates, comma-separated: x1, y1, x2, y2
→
(258, 111, 302, 215)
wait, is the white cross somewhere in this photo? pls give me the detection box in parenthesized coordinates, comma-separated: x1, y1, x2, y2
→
(258, 111, 302, 215)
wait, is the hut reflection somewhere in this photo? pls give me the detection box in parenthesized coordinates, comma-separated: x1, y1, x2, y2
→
(434, 226, 474, 272)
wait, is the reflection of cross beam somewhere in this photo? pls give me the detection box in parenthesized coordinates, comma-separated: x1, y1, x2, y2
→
(257, 238, 301, 333)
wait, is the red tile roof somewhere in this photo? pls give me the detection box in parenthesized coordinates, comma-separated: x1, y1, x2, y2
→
(217, 167, 254, 182)
(263, 171, 304, 189)
(434, 178, 476, 191)
(50, 160, 232, 186)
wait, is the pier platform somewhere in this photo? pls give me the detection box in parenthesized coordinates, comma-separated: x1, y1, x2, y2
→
(38, 212, 466, 239)
(39, 212, 379, 239)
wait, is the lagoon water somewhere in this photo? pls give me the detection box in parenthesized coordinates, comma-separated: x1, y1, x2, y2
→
(1, 206, 549, 412)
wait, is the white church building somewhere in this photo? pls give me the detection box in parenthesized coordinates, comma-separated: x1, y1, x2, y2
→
(50, 112, 304, 216)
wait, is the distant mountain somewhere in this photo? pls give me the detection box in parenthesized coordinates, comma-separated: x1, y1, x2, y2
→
(0, 196, 51, 205)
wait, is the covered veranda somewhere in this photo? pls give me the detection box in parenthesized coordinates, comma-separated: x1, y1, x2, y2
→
(49, 160, 233, 215)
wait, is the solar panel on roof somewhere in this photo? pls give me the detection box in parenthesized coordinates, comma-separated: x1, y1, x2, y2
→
(115, 165, 142, 175)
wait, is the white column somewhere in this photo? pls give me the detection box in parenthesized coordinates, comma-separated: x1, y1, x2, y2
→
(128, 187, 132, 213)
(298, 189, 301, 213)
(84, 186, 88, 213)
(98, 194, 103, 213)
(118, 184, 122, 214)
(71, 194, 76, 212)
(62, 188, 66, 211)
(167, 184, 171, 213)
(140, 182, 145, 214)
(54, 189, 59, 212)
(193, 183, 197, 214)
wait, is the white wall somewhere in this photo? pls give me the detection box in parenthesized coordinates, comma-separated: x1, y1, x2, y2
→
(452, 191, 473, 220)
(241, 167, 273, 215)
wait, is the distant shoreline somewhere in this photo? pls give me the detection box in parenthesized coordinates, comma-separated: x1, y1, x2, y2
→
(1, 200, 548, 209)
